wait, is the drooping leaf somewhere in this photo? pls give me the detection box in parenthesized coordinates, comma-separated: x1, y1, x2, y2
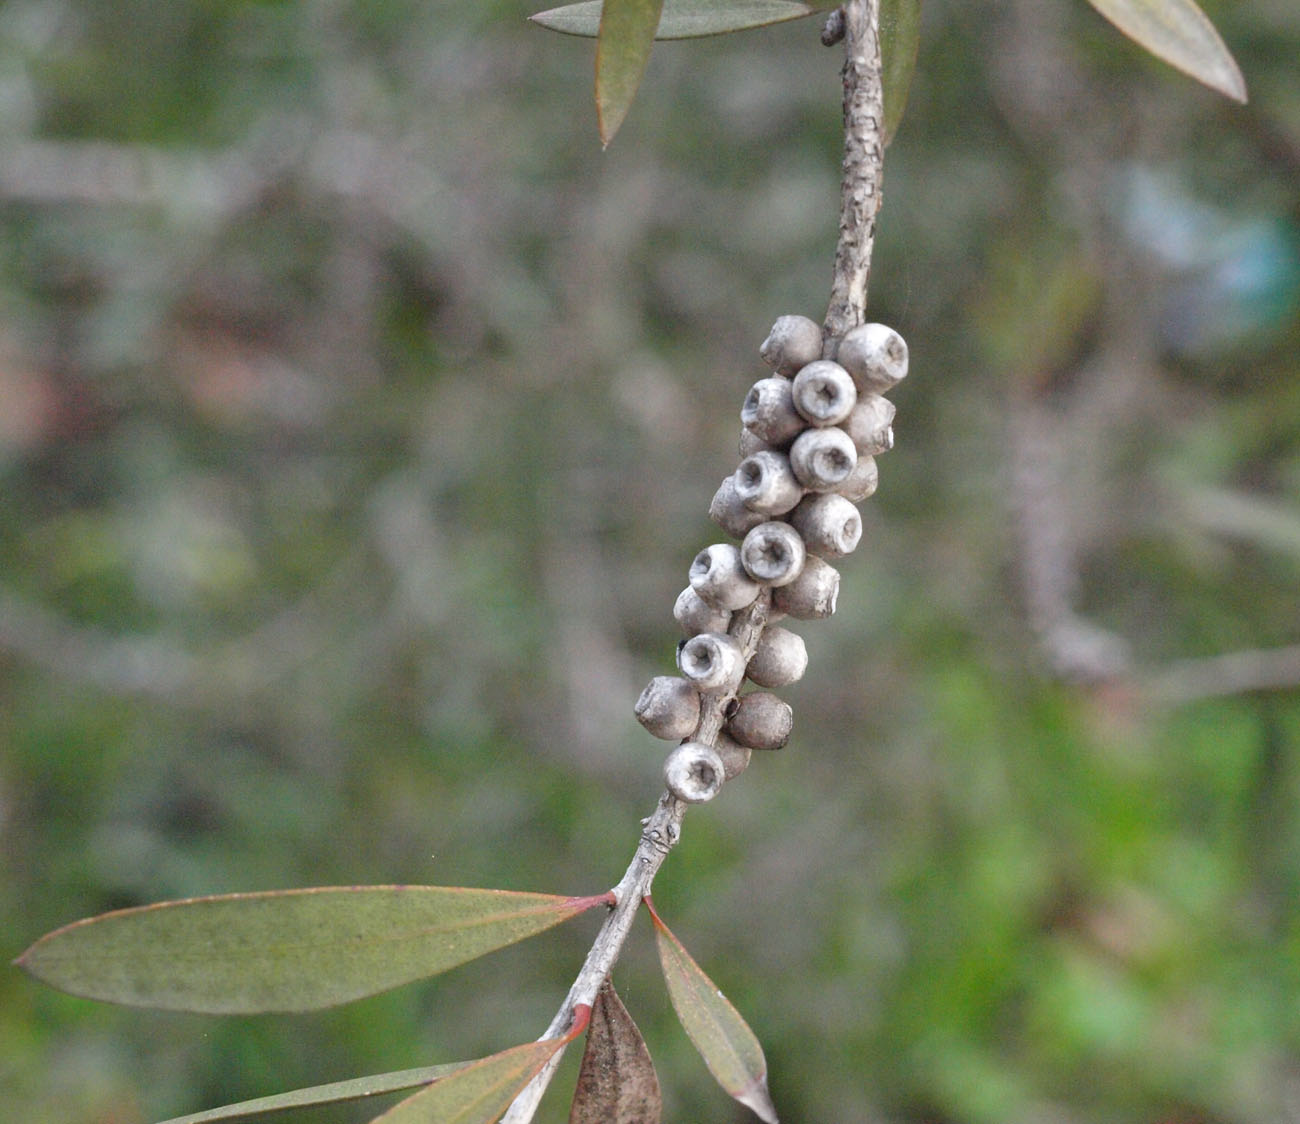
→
(531, 1, 824, 41)
(569, 978, 662, 1124)
(595, 0, 665, 146)
(1083, 0, 1246, 103)
(646, 899, 777, 1124)
(16, 886, 610, 1014)
(154, 1063, 473, 1124)
(368, 1007, 592, 1124)
(880, 0, 921, 145)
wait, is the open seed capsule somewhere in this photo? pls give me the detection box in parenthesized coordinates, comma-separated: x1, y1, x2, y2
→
(772, 555, 840, 619)
(789, 426, 857, 491)
(789, 493, 862, 558)
(678, 631, 746, 691)
(709, 474, 768, 538)
(664, 741, 726, 803)
(741, 378, 805, 447)
(673, 586, 732, 637)
(713, 731, 753, 780)
(726, 691, 793, 750)
(759, 314, 823, 376)
(836, 454, 879, 502)
(791, 360, 857, 427)
(634, 676, 702, 741)
(740, 521, 806, 586)
(689, 543, 761, 611)
(734, 450, 803, 516)
(745, 625, 808, 687)
(836, 322, 908, 395)
(842, 394, 896, 456)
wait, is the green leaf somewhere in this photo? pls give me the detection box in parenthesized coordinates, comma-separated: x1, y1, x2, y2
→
(155, 1063, 473, 1124)
(646, 899, 777, 1124)
(16, 886, 609, 1014)
(880, 0, 921, 146)
(1083, 0, 1246, 103)
(368, 1008, 592, 1124)
(569, 978, 662, 1123)
(596, 0, 665, 146)
(531, 1, 824, 41)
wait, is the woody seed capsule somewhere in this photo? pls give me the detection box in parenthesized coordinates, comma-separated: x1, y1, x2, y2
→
(726, 691, 794, 751)
(673, 585, 731, 637)
(746, 625, 807, 687)
(772, 554, 840, 619)
(734, 450, 803, 516)
(836, 322, 908, 395)
(789, 492, 862, 558)
(664, 742, 725, 804)
(678, 631, 746, 691)
(791, 360, 857, 427)
(690, 543, 761, 611)
(740, 521, 806, 586)
(738, 428, 774, 459)
(836, 454, 879, 503)
(634, 676, 701, 741)
(789, 426, 857, 491)
(759, 314, 823, 376)
(741, 378, 805, 447)
(713, 730, 753, 780)
(709, 474, 767, 538)
(842, 394, 896, 456)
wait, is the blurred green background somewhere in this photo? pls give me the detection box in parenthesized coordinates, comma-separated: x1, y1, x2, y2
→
(4, 2, 1300, 1121)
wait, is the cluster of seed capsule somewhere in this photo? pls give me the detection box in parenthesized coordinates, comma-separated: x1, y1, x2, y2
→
(634, 313, 907, 804)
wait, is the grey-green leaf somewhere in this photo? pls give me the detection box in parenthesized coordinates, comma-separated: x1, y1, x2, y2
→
(880, 0, 921, 145)
(531, 0, 824, 41)
(155, 1063, 472, 1124)
(647, 900, 777, 1124)
(366, 1038, 572, 1124)
(1084, 0, 1246, 103)
(17, 886, 608, 1014)
(596, 0, 665, 145)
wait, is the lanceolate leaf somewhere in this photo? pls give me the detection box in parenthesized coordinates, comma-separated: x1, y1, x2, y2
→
(646, 899, 778, 1124)
(596, 0, 665, 146)
(531, 1, 824, 41)
(368, 1008, 592, 1124)
(1083, 0, 1246, 103)
(155, 1063, 473, 1124)
(569, 978, 663, 1123)
(880, 0, 921, 146)
(17, 886, 609, 1014)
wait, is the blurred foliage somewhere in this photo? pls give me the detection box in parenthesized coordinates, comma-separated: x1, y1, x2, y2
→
(2, 1, 1299, 1122)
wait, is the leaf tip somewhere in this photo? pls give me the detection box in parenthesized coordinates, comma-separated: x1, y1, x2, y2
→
(1222, 67, 1248, 105)
(738, 1075, 780, 1124)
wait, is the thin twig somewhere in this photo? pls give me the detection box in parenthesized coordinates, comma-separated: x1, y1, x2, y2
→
(824, 0, 884, 344)
(504, 4, 885, 1117)
(499, 595, 770, 1123)
(1143, 645, 1300, 705)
